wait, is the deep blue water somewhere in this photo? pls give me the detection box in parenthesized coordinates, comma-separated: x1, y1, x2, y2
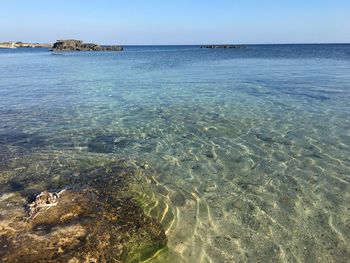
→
(0, 45, 350, 262)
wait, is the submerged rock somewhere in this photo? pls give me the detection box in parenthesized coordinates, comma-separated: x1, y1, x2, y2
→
(0, 131, 46, 149)
(0, 158, 167, 262)
(52, 39, 123, 52)
(25, 189, 65, 219)
(87, 134, 132, 153)
(1, 189, 166, 262)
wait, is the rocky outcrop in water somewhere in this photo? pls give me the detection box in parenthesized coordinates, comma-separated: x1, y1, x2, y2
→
(52, 39, 123, 51)
(200, 45, 246, 49)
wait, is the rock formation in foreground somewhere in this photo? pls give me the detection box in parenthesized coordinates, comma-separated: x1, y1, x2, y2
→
(52, 39, 123, 51)
(200, 45, 246, 49)
(0, 155, 167, 262)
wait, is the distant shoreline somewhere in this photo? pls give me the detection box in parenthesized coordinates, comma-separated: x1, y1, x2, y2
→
(1, 42, 349, 50)
(0, 42, 52, 49)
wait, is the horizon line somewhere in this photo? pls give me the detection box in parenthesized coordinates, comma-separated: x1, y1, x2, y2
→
(1, 41, 350, 46)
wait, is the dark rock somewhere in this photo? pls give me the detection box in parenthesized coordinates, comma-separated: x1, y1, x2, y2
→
(103, 45, 124, 51)
(170, 192, 186, 207)
(87, 134, 134, 153)
(200, 45, 246, 49)
(9, 180, 24, 191)
(52, 39, 123, 52)
(52, 39, 83, 51)
(0, 131, 46, 149)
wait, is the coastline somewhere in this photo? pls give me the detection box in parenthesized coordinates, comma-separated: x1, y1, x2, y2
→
(0, 42, 52, 49)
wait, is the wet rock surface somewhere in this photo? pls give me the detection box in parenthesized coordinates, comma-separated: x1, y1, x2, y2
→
(0, 156, 167, 262)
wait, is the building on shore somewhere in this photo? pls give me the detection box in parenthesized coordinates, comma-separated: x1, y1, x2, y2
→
(0, 42, 16, 49)
(0, 41, 52, 49)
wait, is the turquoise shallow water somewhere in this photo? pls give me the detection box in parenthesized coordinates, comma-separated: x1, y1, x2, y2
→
(0, 45, 350, 262)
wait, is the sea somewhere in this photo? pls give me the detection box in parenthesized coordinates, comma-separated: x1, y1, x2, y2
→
(0, 44, 349, 262)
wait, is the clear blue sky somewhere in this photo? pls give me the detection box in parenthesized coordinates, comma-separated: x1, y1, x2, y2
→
(0, 0, 349, 44)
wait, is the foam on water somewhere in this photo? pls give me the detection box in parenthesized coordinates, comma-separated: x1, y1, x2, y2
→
(0, 45, 350, 262)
